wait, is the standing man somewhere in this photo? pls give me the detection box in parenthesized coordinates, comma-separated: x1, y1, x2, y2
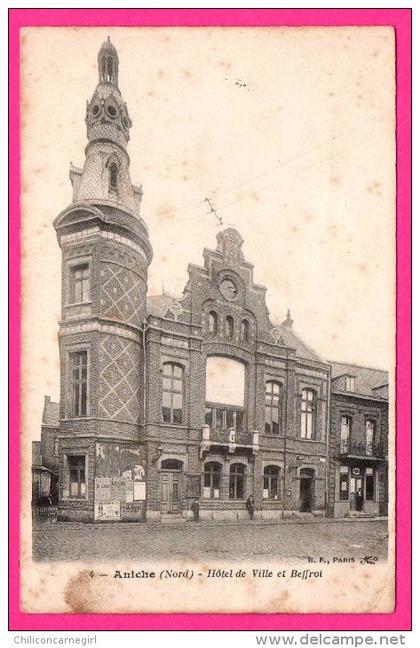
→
(355, 488, 364, 512)
(191, 498, 200, 522)
(246, 495, 255, 520)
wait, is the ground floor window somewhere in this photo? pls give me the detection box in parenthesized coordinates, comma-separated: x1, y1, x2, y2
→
(343, 466, 377, 509)
(263, 465, 280, 499)
(203, 462, 221, 499)
(229, 463, 245, 499)
(365, 467, 375, 501)
(339, 465, 349, 501)
(68, 455, 86, 498)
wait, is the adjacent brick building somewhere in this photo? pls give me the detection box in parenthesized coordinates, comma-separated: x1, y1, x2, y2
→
(32, 396, 60, 505)
(40, 38, 389, 522)
(327, 363, 389, 518)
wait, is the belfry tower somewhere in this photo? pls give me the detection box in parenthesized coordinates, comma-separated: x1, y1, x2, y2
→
(54, 39, 152, 521)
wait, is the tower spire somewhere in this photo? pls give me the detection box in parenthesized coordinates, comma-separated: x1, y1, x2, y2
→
(85, 38, 131, 150)
(70, 39, 142, 214)
(98, 36, 119, 86)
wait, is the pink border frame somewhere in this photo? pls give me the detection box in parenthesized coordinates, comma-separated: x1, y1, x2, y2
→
(9, 8, 411, 631)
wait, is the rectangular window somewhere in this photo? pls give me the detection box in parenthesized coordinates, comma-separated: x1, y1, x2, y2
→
(340, 416, 351, 453)
(265, 382, 282, 435)
(345, 376, 355, 392)
(69, 263, 90, 304)
(264, 407, 272, 435)
(54, 437, 59, 456)
(205, 408, 213, 427)
(172, 392, 182, 425)
(69, 351, 88, 417)
(226, 409, 234, 429)
(205, 406, 245, 432)
(235, 410, 244, 432)
(161, 363, 183, 424)
(263, 468, 280, 500)
(365, 419, 376, 456)
(203, 463, 221, 499)
(339, 466, 349, 501)
(272, 407, 279, 435)
(68, 455, 86, 498)
(300, 389, 315, 439)
(162, 391, 172, 423)
(365, 467, 375, 501)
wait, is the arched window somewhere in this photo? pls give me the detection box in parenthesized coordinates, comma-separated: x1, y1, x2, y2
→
(225, 316, 234, 339)
(241, 319, 250, 342)
(161, 459, 183, 471)
(203, 462, 221, 499)
(229, 463, 245, 499)
(108, 162, 118, 192)
(263, 465, 280, 499)
(301, 389, 316, 439)
(162, 363, 183, 424)
(265, 381, 283, 435)
(208, 311, 218, 335)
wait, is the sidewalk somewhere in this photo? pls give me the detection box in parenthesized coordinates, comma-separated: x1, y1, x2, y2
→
(33, 515, 388, 530)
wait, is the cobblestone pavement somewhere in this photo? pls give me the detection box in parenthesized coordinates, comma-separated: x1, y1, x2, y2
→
(33, 519, 389, 563)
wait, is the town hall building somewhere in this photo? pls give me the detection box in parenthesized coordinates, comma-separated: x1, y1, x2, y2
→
(35, 38, 389, 522)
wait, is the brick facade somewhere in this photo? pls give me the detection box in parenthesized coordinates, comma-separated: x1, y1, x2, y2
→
(41, 39, 389, 523)
(328, 382, 389, 518)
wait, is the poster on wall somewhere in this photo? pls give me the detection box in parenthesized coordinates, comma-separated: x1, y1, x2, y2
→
(94, 501, 121, 521)
(133, 464, 145, 481)
(94, 477, 111, 502)
(133, 481, 146, 502)
(93, 446, 146, 515)
(125, 480, 134, 503)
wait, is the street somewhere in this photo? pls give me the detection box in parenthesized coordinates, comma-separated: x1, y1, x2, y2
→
(32, 519, 389, 563)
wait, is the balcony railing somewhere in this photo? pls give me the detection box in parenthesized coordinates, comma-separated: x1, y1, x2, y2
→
(207, 427, 253, 446)
(339, 439, 387, 459)
(201, 425, 259, 455)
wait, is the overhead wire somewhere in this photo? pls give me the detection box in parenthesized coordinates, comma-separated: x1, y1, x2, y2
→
(152, 124, 383, 229)
(150, 116, 380, 228)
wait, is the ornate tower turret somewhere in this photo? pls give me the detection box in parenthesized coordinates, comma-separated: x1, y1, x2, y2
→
(53, 39, 151, 522)
(70, 36, 142, 212)
(98, 36, 119, 86)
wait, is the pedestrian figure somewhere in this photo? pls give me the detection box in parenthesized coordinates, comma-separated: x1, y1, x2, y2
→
(191, 498, 200, 522)
(246, 495, 255, 520)
(355, 488, 364, 512)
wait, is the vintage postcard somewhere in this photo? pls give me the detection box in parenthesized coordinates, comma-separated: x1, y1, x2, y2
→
(9, 8, 411, 631)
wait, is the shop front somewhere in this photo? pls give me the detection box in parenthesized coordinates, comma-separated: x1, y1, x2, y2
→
(334, 463, 379, 517)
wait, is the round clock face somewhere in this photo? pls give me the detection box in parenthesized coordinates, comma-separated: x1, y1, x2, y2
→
(219, 278, 238, 301)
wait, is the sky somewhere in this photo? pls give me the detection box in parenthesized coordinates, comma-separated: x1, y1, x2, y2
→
(20, 26, 396, 432)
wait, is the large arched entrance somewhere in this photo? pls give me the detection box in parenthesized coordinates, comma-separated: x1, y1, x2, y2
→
(160, 459, 183, 514)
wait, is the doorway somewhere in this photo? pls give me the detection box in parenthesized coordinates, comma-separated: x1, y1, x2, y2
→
(160, 459, 183, 514)
(350, 475, 364, 511)
(299, 468, 314, 512)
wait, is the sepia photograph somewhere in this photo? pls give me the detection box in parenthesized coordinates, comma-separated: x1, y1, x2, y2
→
(16, 22, 399, 616)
